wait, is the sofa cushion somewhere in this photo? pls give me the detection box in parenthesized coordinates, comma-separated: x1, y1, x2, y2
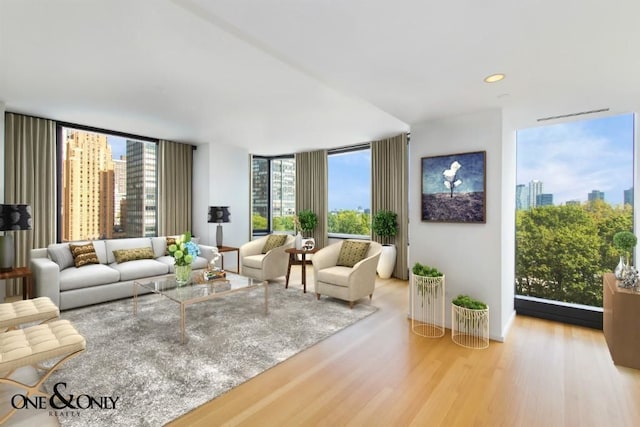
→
(317, 266, 353, 287)
(113, 247, 155, 263)
(69, 243, 100, 268)
(59, 264, 121, 291)
(262, 234, 287, 254)
(336, 241, 370, 268)
(151, 237, 167, 258)
(243, 254, 266, 269)
(105, 238, 152, 264)
(109, 259, 169, 281)
(47, 243, 74, 271)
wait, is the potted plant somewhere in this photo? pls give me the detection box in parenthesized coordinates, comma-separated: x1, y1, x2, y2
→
(412, 262, 444, 305)
(372, 210, 398, 279)
(451, 294, 489, 349)
(613, 230, 638, 284)
(297, 209, 318, 236)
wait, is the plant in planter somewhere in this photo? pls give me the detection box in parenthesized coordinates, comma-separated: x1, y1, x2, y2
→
(412, 262, 444, 305)
(372, 210, 398, 279)
(613, 231, 637, 281)
(451, 294, 489, 349)
(297, 209, 318, 236)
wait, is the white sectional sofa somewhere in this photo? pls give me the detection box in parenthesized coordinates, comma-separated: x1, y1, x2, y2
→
(29, 236, 218, 310)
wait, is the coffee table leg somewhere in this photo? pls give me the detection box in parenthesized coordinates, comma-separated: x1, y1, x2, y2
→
(133, 283, 138, 315)
(180, 303, 186, 344)
(264, 281, 269, 314)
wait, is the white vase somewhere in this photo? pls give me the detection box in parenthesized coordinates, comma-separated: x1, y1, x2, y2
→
(295, 232, 303, 250)
(377, 244, 396, 279)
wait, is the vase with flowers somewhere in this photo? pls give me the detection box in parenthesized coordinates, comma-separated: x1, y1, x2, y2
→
(168, 232, 200, 286)
(613, 231, 637, 283)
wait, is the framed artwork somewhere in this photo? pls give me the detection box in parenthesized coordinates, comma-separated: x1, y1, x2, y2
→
(421, 151, 486, 223)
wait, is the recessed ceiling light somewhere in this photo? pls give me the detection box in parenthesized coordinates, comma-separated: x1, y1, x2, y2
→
(484, 73, 505, 83)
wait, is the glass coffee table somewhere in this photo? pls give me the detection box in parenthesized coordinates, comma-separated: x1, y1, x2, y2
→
(133, 271, 268, 344)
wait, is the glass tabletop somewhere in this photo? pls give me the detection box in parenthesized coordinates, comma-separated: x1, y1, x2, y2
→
(135, 271, 259, 304)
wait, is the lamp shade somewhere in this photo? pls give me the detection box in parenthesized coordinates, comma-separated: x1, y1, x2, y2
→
(208, 206, 230, 223)
(0, 204, 32, 231)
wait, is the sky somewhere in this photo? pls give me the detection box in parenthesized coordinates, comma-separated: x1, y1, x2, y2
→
(109, 136, 127, 159)
(517, 113, 635, 206)
(328, 150, 371, 211)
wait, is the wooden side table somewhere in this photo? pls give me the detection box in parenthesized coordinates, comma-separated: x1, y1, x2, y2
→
(285, 248, 319, 293)
(0, 267, 33, 300)
(216, 246, 239, 274)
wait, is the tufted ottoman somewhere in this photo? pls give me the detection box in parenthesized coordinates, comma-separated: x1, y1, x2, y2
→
(0, 297, 60, 331)
(0, 319, 86, 423)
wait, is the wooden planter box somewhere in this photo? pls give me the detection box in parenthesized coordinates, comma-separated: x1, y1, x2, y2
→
(451, 304, 489, 349)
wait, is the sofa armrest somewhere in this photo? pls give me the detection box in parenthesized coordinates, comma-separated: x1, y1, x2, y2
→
(239, 237, 268, 259)
(30, 257, 61, 307)
(197, 244, 219, 263)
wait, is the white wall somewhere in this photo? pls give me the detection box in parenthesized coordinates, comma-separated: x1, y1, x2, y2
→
(192, 141, 250, 270)
(409, 109, 514, 341)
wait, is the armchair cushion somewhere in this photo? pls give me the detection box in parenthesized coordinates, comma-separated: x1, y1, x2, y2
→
(336, 241, 370, 268)
(243, 254, 267, 269)
(317, 266, 353, 287)
(262, 234, 288, 254)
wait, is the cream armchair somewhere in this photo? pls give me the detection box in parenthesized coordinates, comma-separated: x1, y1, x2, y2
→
(312, 240, 383, 308)
(239, 234, 295, 281)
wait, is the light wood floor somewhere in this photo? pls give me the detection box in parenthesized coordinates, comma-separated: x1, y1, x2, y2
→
(171, 266, 640, 427)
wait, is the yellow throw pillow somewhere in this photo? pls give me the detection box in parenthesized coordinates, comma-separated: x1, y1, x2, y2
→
(113, 247, 155, 263)
(69, 243, 100, 268)
(261, 234, 288, 254)
(336, 241, 370, 268)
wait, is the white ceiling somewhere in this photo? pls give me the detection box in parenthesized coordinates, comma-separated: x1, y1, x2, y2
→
(1, 0, 639, 155)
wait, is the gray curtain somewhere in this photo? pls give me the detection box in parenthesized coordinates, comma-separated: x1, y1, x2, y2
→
(371, 133, 409, 280)
(158, 140, 193, 236)
(295, 150, 328, 249)
(4, 113, 57, 296)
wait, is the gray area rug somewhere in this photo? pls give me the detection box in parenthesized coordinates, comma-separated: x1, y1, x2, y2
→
(45, 283, 377, 426)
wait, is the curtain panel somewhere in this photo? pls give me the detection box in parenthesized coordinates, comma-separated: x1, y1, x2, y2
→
(295, 150, 328, 249)
(158, 140, 193, 236)
(4, 113, 57, 296)
(371, 133, 409, 280)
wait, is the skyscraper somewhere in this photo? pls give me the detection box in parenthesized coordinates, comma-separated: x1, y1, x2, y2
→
(62, 130, 114, 241)
(125, 140, 157, 237)
(536, 193, 553, 206)
(624, 187, 634, 206)
(113, 156, 127, 229)
(516, 184, 529, 210)
(528, 180, 543, 208)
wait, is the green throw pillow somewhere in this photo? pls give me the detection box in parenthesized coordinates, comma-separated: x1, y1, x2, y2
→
(336, 241, 370, 268)
(262, 234, 288, 254)
(69, 243, 100, 268)
(113, 247, 155, 263)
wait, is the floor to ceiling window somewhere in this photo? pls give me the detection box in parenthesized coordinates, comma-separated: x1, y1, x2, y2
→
(515, 113, 634, 323)
(251, 156, 295, 234)
(327, 146, 371, 238)
(58, 125, 158, 241)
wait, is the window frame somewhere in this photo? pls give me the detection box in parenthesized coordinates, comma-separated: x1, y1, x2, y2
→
(327, 144, 371, 240)
(56, 122, 159, 242)
(251, 154, 295, 236)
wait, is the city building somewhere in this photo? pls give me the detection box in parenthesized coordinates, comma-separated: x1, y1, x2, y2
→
(62, 130, 114, 241)
(516, 184, 529, 210)
(624, 187, 634, 206)
(113, 156, 127, 230)
(588, 190, 605, 202)
(125, 140, 157, 237)
(536, 193, 553, 206)
(528, 180, 543, 208)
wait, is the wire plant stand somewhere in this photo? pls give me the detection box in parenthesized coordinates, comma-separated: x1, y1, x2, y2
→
(411, 274, 445, 338)
(451, 304, 489, 349)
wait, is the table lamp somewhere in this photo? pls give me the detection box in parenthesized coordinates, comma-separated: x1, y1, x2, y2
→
(208, 206, 230, 248)
(0, 204, 32, 272)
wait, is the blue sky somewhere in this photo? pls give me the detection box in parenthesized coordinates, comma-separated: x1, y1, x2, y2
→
(109, 136, 127, 159)
(517, 113, 634, 206)
(328, 150, 371, 211)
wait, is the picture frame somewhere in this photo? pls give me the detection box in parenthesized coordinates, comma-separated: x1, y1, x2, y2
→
(421, 151, 486, 223)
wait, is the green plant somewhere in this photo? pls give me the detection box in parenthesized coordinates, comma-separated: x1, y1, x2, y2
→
(412, 262, 443, 277)
(452, 294, 487, 310)
(412, 262, 443, 305)
(371, 210, 398, 245)
(613, 231, 637, 262)
(297, 209, 318, 234)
